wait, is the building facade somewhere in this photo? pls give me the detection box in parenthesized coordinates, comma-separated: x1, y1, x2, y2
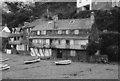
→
(26, 18, 93, 61)
(8, 24, 30, 55)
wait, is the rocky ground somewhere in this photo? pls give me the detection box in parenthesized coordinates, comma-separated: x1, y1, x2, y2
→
(0, 52, 119, 79)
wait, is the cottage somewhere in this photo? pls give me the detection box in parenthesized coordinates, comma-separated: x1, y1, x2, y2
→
(27, 17, 93, 62)
(0, 26, 11, 53)
(8, 24, 30, 55)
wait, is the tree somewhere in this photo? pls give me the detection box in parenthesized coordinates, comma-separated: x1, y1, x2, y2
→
(2, 2, 76, 29)
(87, 7, 120, 61)
(2, 2, 33, 29)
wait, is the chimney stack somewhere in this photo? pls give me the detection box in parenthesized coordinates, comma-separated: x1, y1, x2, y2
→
(52, 15, 58, 29)
(91, 11, 95, 24)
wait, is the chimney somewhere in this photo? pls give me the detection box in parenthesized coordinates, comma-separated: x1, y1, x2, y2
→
(52, 15, 58, 21)
(91, 11, 95, 24)
(52, 15, 58, 29)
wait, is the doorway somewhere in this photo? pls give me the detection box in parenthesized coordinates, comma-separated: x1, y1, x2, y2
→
(57, 49, 63, 59)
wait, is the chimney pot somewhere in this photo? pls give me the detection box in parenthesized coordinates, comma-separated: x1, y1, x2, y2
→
(91, 11, 95, 24)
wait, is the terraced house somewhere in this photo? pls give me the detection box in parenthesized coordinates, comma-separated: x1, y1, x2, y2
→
(8, 24, 30, 55)
(26, 15, 93, 61)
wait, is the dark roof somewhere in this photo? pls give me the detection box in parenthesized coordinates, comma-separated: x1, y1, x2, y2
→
(23, 19, 44, 28)
(31, 18, 92, 31)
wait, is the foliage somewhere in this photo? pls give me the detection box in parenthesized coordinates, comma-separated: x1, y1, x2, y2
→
(87, 7, 120, 61)
(2, 2, 76, 29)
(94, 7, 120, 32)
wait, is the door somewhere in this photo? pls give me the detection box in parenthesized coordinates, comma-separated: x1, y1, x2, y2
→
(57, 49, 63, 59)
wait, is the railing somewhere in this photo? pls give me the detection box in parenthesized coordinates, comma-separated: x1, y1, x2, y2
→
(31, 43, 87, 49)
(9, 39, 29, 45)
(32, 43, 50, 48)
(9, 40, 21, 45)
(50, 44, 87, 49)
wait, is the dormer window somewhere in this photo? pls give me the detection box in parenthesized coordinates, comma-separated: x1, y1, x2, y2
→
(41, 30, 46, 35)
(58, 30, 62, 35)
(33, 39, 37, 43)
(70, 20, 75, 24)
(74, 30, 79, 35)
(37, 30, 41, 35)
(66, 30, 70, 34)
(62, 30, 66, 35)
(38, 39, 42, 44)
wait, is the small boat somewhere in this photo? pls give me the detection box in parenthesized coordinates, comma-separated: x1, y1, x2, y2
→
(0, 64, 9, 68)
(24, 58, 40, 64)
(54, 60, 72, 65)
(0, 58, 9, 62)
(0, 64, 10, 71)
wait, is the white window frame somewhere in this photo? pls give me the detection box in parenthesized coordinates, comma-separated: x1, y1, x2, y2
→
(58, 30, 62, 35)
(41, 30, 46, 35)
(37, 30, 41, 35)
(61, 39, 66, 45)
(74, 30, 79, 35)
(70, 50, 76, 56)
(66, 30, 69, 35)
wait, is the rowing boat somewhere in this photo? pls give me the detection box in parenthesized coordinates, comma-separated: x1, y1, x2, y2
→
(0, 58, 9, 62)
(24, 58, 40, 64)
(54, 60, 72, 65)
(0, 64, 10, 71)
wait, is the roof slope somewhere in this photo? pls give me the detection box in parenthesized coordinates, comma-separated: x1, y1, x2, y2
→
(30, 18, 92, 31)
(0, 27, 11, 38)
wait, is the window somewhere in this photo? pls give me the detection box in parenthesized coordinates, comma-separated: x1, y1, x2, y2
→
(70, 40, 74, 45)
(47, 30, 51, 35)
(58, 30, 62, 35)
(58, 40, 61, 45)
(33, 39, 38, 43)
(32, 31, 36, 35)
(26, 29, 29, 33)
(41, 30, 46, 35)
(43, 39, 46, 44)
(80, 40, 88, 45)
(61, 39, 66, 45)
(37, 30, 41, 35)
(74, 40, 79, 45)
(14, 37, 17, 41)
(10, 38, 14, 41)
(74, 30, 79, 35)
(16, 45, 25, 51)
(62, 30, 66, 34)
(66, 30, 69, 34)
(70, 50, 76, 56)
(38, 39, 42, 44)
(70, 30, 74, 35)
(66, 40, 70, 45)
(46, 39, 50, 45)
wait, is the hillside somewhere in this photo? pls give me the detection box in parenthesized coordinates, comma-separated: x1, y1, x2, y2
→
(2, 2, 78, 28)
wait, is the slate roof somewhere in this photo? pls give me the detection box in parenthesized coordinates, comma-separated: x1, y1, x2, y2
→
(23, 19, 44, 28)
(29, 18, 92, 31)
